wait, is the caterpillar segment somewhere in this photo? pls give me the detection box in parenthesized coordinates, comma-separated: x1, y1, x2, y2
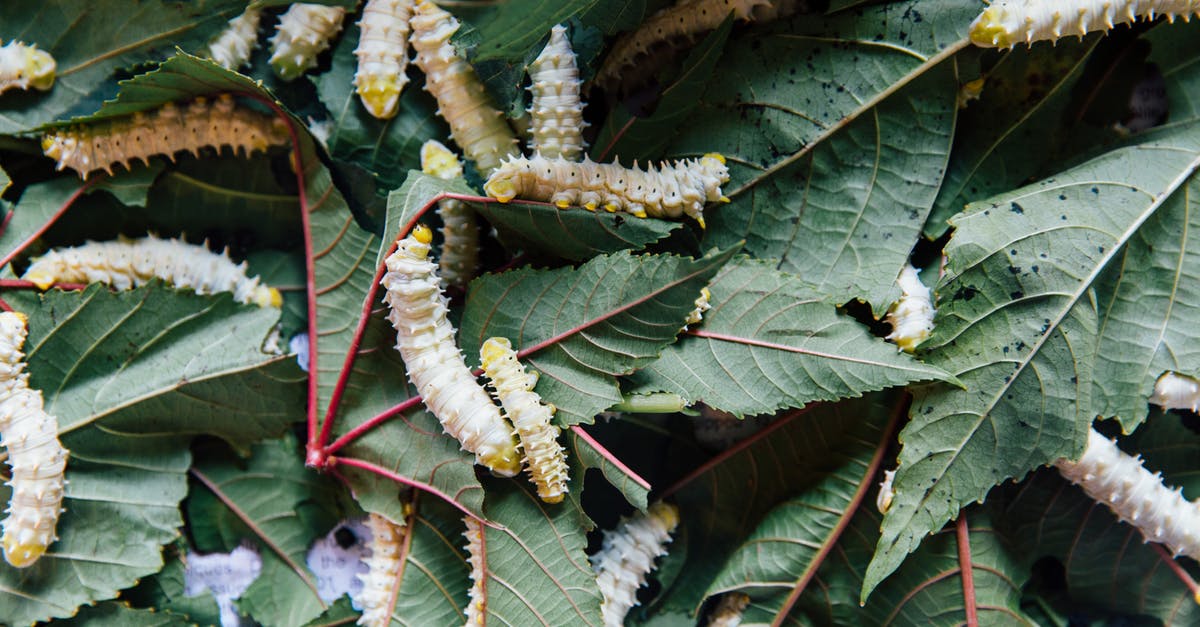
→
(355, 0, 415, 119)
(463, 516, 486, 625)
(205, 8, 263, 70)
(528, 25, 587, 161)
(591, 502, 680, 627)
(356, 512, 407, 627)
(0, 40, 56, 94)
(969, 0, 1200, 49)
(884, 264, 935, 353)
(269, 3, 348, 81)
(420, 140, 479, 289)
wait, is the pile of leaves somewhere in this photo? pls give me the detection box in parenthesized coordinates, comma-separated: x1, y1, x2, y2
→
(1, 0, 1199, 625)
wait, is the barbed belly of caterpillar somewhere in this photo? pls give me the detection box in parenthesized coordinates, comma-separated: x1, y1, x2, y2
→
(205, 7, 263, 70)
(591, 502, 680, 627)
(528, 25, 587, 161)
(462, 515, 485, 625)
(0, 312, 69, 568)
(480, 337, 570, 504)
(0, 40, 56, 95)
(23, 234, 283, 308)
(356, 512, 407, 627)
(970, 0, 1200, 48)
(355, 0, 414, 119)
(421, 140, 479, 289)
(410, 0, 519, 175)
(41, 93, 289, 179)
(885, 264, 935, 353)
(484, 153, 730, 228)
(1055, 427, 1200, 560)
(380, 225, 521, 477)
(269, 3, 348, 81)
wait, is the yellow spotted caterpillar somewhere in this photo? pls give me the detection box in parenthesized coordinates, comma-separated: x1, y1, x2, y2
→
(420, 140, 479, 289)
(1150, 371, 1200, 412)
(356, 512, 406, 627)
(205, 7, 263, 70)
(0, 312, 69, 568)
(1055, 427, 1200, 560)
(484, 153, 730, 228)
(885, 264, 935, 353)
(355, 0, 415, 119)
(22, 235, 283, 308)
(591, 502, 680, 627)
(41, 94, 289, 179)
(480, 337, 570, 504)
(410, 0, 519, 175)
(269, 3, 348, 81)
(970, 0, 1200, 48)
(462, 515, 485, 625)
(380, 225, 520, 477)
(528, 25, 587, 161)
(0, 40, 56, 95)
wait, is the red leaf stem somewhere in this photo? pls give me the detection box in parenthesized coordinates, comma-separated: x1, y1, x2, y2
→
(0, 209, 14, 239)
(328, 455, 491, 526)
(0, 176, 101, 270)
(0, 279, 87, 291)
(955, 514, 980, 627)
(1151, 543, 1200, 604)
(570, 425, 651, 491)
(320, 395, 425, 458)
(595, 116, 638, 163)
(0, 297, 11, 312)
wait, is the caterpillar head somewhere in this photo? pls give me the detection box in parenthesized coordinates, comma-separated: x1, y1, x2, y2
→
(478, 441, 522, 478)
(21, 45, 57, 91)
(484, 171, 520, 203)
(479, 337, 514, 368)
(421, 140, 464, 180)
(3, 533, 47, 568)
(648, 502, 680, 531)
(411, 223, 434, 245)
(968, 7, 1015, 48)
(358, 78, 402, 120)
(253, 287, 284, 308)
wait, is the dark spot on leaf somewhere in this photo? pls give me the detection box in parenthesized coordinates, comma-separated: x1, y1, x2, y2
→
(1011, 291, 1023, 299)
(953, 285, 979, 301)
(1010, 202, 1024, 215)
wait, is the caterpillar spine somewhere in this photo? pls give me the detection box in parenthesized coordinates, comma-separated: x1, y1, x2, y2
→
(1150, 371, 1200, 412)
(41, 94, 289, 179)
(528, 25, 587, 161)
(480, 338, 570, 504)
(463, 516, 485, 625)
(885, 264, 935, 353)
(205, 8, 263, 70)
(420, 140, 479, 289)
(591, 502, 680, 627)
(356, 513, 406, 627)
(969, 0, 1200, 48)
(1055, 427, 1200, 560)
(380, 225, 520, 476)
(0, 312, 68, 568)
(355, 0, 415, 119)
(410, 1, 519, 175)
(0, 40, 56, 94)
(484, 153, 730, 228)
(269, 3, 348, 81)
(22, 235, 282, 308)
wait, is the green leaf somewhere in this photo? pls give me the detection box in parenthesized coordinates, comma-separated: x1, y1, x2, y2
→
(628, 258, 957, 417)
(476, 477, 604, 625)
(190, 434, 351, 626)
(864, 123, 1200, 600)
(0, 428, 190, 624)
(0, 1, 246, 133)
(387, 497, 475, 625)
(460, 0, 616, 63)
(460, 247, 738, 426)
(569, 428, 650, 510)
(471, 200, 682, 262)
(56, 601, 195, 626)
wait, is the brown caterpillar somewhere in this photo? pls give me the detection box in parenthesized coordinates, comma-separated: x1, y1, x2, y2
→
(0, 312, 69, 568)
(528, 25, 587, 161)
(480, 337, 570, 504)
(380, 225, 521, 477)
(484, 153, 730, 228)
(420, 140, 479, 289)
(41, 94, 289, 179)
(970, 0, 1200, 48)
(356, 513, 406, 627)
(0, 40, 56, 95)
(205, 7, 263, 70)
(355, 0, 415, 119)
(591, 502, 680, 627)
(269, 3, 348, 81)
(22, 235, 282, 308)
(409, 0, 519, 175)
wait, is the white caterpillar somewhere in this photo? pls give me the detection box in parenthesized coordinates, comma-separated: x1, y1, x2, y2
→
(1055, 427, 1200, 559)
(885, 264, 935, 353)
(410, 0, 519, 175)
(1150, 371, 1200, 412)
(528, 25, 587, 161)
(705, 592, 750, 627)
(0, 40, 56, 95)
(269, 3, 348, 81)
(462, 515, 485, 625)
(420, 140, 479, 289)
(479, 337, 570, 504)
(22, 235, 282, 308)
(591, 502, 680, 627)
(683, 286, 711, 329)
(0, 312, 68, 568)
(205, 7, 263, 70)
(356, 513, 406, 627)
(970, 0, 1200, 48)
(41, 93, 289, 179)
(484, 153, 730, 228)
(355, 0, 414, 119)
(380, 225, 520, 477)
(876, 469, 897, 514)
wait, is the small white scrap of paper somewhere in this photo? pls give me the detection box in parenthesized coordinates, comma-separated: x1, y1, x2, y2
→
(183, 543, 262, 627)
(306, 517, 372, 607)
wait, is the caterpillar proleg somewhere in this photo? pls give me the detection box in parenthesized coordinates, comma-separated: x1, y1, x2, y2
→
(205, 8, 263, 70)
(355, 0, 415, 119)
(22, 235, 283, 308)
(356, 513, 406, 627)
(884, 264, 935, 353)
(591, 502, 680, 627)
(0, 312, 69, 568)
(969, 0, 1200, 49)
(480, 337, 570, 504)
(420, 140, 479, 289)
(380, 225, 521, 476)
(528, 25, 587, 161)
(0, 40, 56, 95)
(269, 3, 348, 81)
